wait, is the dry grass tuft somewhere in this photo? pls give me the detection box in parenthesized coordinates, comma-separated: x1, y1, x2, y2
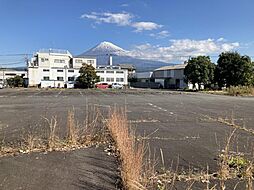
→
(218, 129, 236, 190)
(67, 109, 79, 145)
(80, 106, 107, 144)
(226, 86, 254, 96)
(245, 162, 253, 190)
(0, 106, 108, 157)
(22, 133, 42, 151)
(107, 108, 145, 190)
(44, 116, 59, 150)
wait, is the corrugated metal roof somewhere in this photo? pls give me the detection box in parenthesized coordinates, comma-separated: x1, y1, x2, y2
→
(155, 64, 187, 71)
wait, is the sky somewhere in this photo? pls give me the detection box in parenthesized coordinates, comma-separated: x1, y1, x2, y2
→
(0, 0, 254, 66)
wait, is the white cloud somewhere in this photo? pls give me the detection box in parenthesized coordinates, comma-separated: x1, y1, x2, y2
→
(81, 12, 133, 26)
(150, 30, 170, 39)
(217, 37, 225, 42)
(127, 38, 240, 62)
(81, 11, 163, 32)
(131, 22, 162, 32)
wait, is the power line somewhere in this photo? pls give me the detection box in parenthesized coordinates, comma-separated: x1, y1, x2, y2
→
(0, 53, 32, 57)
(0, 61, 25, 66)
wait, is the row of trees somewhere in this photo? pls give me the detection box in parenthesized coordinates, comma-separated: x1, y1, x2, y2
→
(6, 75, 24, 87)
(184, 52, 254, 90)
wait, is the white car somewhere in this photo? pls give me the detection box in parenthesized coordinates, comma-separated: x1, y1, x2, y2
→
(112, 83, 123, 89)
(0, 83, 3, 89)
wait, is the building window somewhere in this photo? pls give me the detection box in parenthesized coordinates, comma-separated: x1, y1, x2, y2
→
(96, 71, 104, 73)
(106, 71, 114, 74)
(43, 76, 50, 81)
(87, 60, 94, 64)
(75, 59, 83, 63)
(116, 78, 124, 82)
(100, 77, 104, 82)
(106, 78, 114, 82)
(68, 70, 74, 73)
(54, 59, 65, 63)
(43, 69, 50, 72)
(41, 58, 49, 62)
(57, 69, 63, 72)
(5, 73, 16, 76)
(116, 71, 124, 74)
(68, 77, 74, 81)
(57, 77, 64, 81)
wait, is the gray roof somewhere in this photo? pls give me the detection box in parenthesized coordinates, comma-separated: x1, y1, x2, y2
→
(74, 55, 96, 59)
(155, 64, 187, 71)
(117, 64, 136, 69)
(39, 49, 71, 55)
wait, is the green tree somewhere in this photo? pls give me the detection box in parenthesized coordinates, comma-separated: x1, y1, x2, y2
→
(75, 64, 99, 88)
(184, 56, 215, 90)
(6, 75, 24, 87)
(215, 52, 254, 87)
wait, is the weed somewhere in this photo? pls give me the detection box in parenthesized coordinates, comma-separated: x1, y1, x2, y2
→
(106, 108, 145, 190)
(226, 86, 254, 96)
(44, 116, 59, 150)
(67, 109, 79, 145)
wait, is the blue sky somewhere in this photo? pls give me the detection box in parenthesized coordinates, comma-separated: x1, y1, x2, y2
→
(0, 0, 253, 64)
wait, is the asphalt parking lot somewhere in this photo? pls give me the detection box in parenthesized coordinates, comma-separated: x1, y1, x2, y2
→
(0, 88, 254, 189)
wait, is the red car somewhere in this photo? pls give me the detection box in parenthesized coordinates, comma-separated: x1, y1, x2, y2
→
(96, 83, 109, 89)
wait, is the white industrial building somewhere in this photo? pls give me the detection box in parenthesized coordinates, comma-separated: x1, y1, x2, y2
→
(95, 55, 128, 85)
(28, 49, 96, 88)
(0, 68, 27, 87)
(96, 65, 128, 85)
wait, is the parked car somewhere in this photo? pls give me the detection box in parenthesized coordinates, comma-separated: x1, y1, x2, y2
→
(112, 83, 123, 89)
(0, 83, 3, 89)
(96, 83, 109, 89)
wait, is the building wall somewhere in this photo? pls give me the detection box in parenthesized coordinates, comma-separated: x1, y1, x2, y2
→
(152, 68, 187, 89)
(28, 50, 96, 88)
(72, 57, 96, 69)
(154, 79, 165, 87)
(96, 66, 128, 85)
(0, 69, 27, 85)
(174, 69, 184, 79)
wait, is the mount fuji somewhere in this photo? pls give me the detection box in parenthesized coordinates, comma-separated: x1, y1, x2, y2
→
(79, 41, 173, 72)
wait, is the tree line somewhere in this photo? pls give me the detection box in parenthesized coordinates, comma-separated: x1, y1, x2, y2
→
(184, 52, 254, 90)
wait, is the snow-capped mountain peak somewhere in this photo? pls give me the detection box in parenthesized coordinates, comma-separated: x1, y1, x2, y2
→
(82, 41, 127, 56)
(79, 41, 172, 72)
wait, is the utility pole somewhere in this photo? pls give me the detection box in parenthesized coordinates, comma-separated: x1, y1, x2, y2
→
(0, 66, 5, 87)
(25, 54, 29, 87)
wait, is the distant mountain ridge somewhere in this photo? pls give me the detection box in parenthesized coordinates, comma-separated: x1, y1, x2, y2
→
(79, 41, 173, 72)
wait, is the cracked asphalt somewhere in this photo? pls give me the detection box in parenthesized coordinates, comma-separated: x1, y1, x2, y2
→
(0, 88, 253, 189)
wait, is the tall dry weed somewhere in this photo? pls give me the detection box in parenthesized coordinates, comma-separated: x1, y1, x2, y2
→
(44, 116, 58, 150)
(107, 108, 145, 190)
(67, 109, 79, 145)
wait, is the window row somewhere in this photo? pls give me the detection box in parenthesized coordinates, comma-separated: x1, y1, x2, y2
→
(96, 70, 124, 74)
(75, 59, 95, 64)
(42, 77, 74, 81)
(41, 58, 94, 65)
(100, 77, 124, 82)
(43, 69, 74, 73)
(54, 59, 66, 63)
